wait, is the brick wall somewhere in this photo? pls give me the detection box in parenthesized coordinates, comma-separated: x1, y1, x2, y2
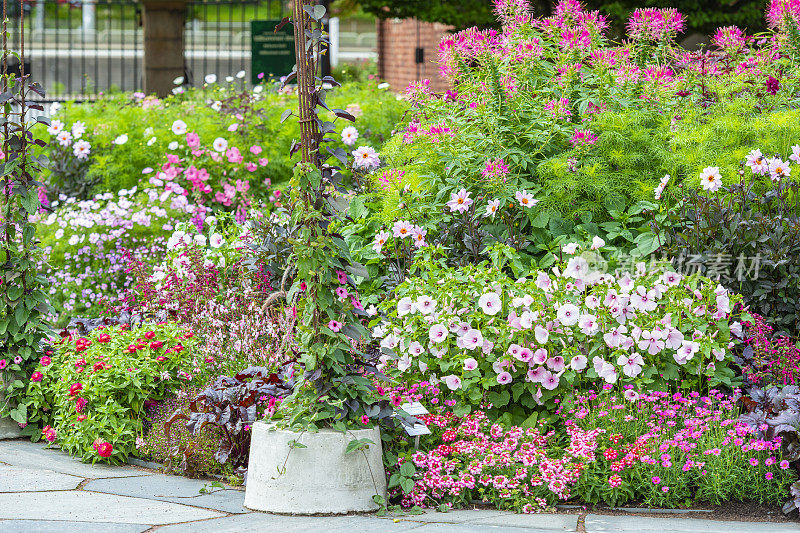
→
(376, 18, 451, 93)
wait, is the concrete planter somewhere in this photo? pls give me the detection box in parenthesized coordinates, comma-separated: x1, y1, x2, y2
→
(244, 421, 386, 514)
(0, 378, 21, 440)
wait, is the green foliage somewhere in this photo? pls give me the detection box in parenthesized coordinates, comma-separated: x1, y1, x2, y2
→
(0, 70, 53, 425)
(46, 80, 407, 197)
(25, 323, 200, 464)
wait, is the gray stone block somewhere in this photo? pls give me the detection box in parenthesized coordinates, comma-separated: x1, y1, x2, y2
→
(0, 520, 150, 533)
(156, 513, 426, 533)
(0, 464, 83, 492)
(585, 514, 800, 533)
(85, 474, 247, 513)
(0, 491, 225, 525)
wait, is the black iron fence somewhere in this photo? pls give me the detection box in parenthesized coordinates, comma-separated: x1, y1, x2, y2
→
(13, 0, 285, 101)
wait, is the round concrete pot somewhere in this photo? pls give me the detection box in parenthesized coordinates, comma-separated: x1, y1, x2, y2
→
(244, 421, 386, 514)
(0, 379, 21, 440)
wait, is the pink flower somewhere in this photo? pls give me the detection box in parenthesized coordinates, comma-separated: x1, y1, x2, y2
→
(40, 356, 51, 366)
(463, 358, 478, 371)
(259, 157, 269, 166)
(780, 460, 790, 470)
(250, 145, 263, 155)
(361, 415, 369, 425)
(335, 286, 349, 299)
(31, 371, 43, 382)
(186, 132, 200, 147)
(446, 189, 473, 213)
(352, 146, 380, 170)
(662, 486, 670, 493)
(652, 476, 661, 484)
(496, 372, 512, 385)
(328, 320, 343, 333)
(766, 472, 774, 480)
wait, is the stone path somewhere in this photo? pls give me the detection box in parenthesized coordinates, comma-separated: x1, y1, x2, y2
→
(1, 439, 800, 532)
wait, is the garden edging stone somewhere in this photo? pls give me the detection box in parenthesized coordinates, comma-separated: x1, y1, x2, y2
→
(244, 421, 386, 514)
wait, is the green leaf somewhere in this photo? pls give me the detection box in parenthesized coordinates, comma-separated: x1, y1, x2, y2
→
(400, 461, 415, 477)
(400, 477, 414, 494)
(487, 390, 510, 408)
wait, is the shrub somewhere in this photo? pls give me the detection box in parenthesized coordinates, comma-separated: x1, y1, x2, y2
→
(376, 244, 743, 424)
(25, 322, 200, 463)
(735, 313, 800, 388)
(656, 147, 800, 332)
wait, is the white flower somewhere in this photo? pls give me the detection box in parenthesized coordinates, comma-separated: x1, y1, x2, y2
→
(168, 141, 179, 151)
(212, 137, 228, 152)
(429, 324, 448, 344)
(556, 303, 580, 326)
(570, 354, 587, 371)
(562, 242, 579, 254)
(700, 166, 722, 192)
(73, 140, 91, 159)
(378, 82, 390, 89)
(478, 292, 502, 315)
(205, 74, 217, 84)
(485, 199, 501, 217)
(463, 358, 478, 371)
(768, 158, 791, 181)
(147, 136, 157, 146)
(534, 325, 549, 344)
(193, 234, 207, 246)
(443, 375, 462, 390)
(341, 126, 359, 146)
(226, 76, 234, 83)
(373, 231, 390, 253)
(590, 236, 605, 250)
(113, 134, 128, 145)
(173, 76, 185, 85)
(236, 70, 246, 79)
(352, 146, 380, 170)
(617, 353, 644, 377)
(462, 328, 484, 350)
(47, 119, 64, 135)
(578, 314, 599, 335)
(397, 354, 412, 372)
(746, 149, 769, 174)
(564, 256, 589, 279)
(515, 190, 539, 208)
(71, 121, 86, 138)
(791, 145, 800, 164)
(171, 120, 188, 135)
(397, 297, 415, 316)
(407, 341, 424, 356)
(209, 233, 224, 248)
(416, 295, 436, 314)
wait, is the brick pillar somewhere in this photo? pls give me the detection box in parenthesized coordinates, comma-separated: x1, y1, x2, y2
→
(377, 18, 451, 93)
(141, 0, 187, 97)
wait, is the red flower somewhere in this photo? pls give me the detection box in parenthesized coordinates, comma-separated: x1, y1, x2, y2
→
(75, 338, 92, 353)
(41, 425, 56, 442)
(92, 362, 105, 373)
(172, 344, 184, 353)
(156, 356, 166, 362)
(127, 345, 138, 354)
(144, 331, 156, 340)
(30, 371, 43, 382)
(40, 356, 51, 366)
(76, 415, 87, 422)
(68, 383, 83, 396)
(96, 441, 113, 458)
(184, 331, 194, 339)
(75, 397, 87, 413)
(96, 334, 111, 344)
(150, 341, 164, 350)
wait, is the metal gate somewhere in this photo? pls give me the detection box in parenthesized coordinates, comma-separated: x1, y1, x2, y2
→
(15, 0, 285, 101)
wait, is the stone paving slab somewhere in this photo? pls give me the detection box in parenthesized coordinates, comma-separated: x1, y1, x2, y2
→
(0, 519, 150, 533)
(398, 511, 578, 531)
(156, 513, 427, 532)
(84, 474, 247, 513)
(585, 514, 800, 532)
(0, 440, 154, 479)
(0, 464, 83, 492)
(0, 491, 225, 525)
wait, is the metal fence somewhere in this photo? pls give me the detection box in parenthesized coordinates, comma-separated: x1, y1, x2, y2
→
(13, 0, 286, 101)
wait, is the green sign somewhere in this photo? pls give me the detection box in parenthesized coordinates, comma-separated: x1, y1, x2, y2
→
(251, 19, 296, 84)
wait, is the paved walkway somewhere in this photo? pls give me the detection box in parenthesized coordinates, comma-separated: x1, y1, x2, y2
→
(1, 439, 800, 532)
